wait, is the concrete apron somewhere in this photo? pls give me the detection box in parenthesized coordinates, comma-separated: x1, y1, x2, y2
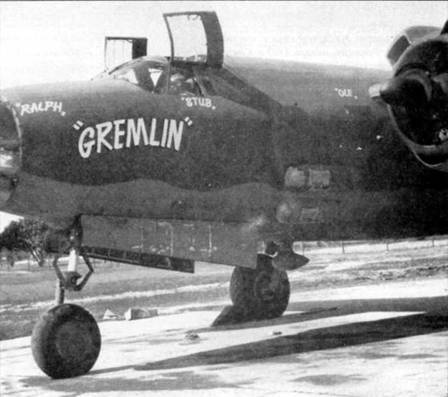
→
(1, 277, 447, 397)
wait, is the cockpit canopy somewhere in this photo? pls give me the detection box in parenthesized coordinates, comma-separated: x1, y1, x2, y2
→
(98, 12, 225, 97)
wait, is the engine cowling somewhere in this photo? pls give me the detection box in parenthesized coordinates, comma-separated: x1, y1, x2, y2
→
(380, 22, 448, 172)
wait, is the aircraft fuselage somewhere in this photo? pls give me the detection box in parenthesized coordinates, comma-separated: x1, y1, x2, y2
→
(0, 56, 447, 246)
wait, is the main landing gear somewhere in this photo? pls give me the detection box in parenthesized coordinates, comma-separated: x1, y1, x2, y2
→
(213, 254, 291, 325)
(31, 248, 101, 379)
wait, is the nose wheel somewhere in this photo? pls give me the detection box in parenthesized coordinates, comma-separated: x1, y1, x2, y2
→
(31, 304, 101, 379)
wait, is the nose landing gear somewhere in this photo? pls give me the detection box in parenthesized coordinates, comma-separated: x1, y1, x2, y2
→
(31, 247, 101, 379)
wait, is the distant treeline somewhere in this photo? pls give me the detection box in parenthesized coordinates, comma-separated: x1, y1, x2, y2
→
(0, 219, 49, 267)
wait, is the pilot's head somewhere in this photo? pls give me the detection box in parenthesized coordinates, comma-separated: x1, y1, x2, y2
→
(170, 73, 186, 92)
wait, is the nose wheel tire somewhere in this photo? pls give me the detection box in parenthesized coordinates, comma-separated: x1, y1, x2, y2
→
(230, 255, 290, 320)
(31, 304, 101, 379)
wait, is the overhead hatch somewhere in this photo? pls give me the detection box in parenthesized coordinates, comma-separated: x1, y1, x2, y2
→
(163, 11, 224, 67)
(104, 37, 148, 70)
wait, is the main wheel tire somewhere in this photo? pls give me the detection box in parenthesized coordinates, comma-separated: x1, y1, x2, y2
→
(230, 255, 290, 320)
(31, 304, 101, 379)
(230, 267, 259, 319)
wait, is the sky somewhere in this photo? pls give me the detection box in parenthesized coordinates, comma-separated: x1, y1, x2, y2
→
(0, 1, 446, 87)
(0, 1, 446, 228)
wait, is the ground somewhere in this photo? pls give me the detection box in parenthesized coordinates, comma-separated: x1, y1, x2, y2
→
(0, 238, 447, 396)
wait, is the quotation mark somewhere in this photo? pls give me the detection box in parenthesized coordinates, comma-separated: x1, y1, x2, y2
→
(73, 120, 84, 130)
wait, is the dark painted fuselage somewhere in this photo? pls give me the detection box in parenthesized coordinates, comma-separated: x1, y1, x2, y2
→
(1, 55, 447, 244)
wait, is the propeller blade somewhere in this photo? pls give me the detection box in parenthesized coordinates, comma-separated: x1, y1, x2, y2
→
(441, 20, 448, 35)
(380, 69, 432, 108)
(433, 73, 448, 96)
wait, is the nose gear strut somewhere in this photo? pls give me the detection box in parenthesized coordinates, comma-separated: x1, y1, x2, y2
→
(32, 226, 101, 379)
(52, 248, 94, 304)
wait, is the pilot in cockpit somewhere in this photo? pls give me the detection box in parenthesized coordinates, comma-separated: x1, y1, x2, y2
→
(169, 71, 197, 95)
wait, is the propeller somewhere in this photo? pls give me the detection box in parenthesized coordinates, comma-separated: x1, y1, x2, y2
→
(381, 19, 448, 104)
(379, 22, 448, 147)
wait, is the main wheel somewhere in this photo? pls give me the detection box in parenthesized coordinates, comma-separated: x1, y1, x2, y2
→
(230, 255, 290, 320)
(31, 304, 101, 379)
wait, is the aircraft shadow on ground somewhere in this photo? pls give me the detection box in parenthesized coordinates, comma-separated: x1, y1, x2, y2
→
(194, 294, 448, 333)
(134, 295, 448, 371)
(22, 295, 447, 394)
(86, 295, 448, 376)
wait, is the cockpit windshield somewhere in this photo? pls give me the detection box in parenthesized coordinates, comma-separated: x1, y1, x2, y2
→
(106, 56, 169, 93)
(103, 56, 202, 96)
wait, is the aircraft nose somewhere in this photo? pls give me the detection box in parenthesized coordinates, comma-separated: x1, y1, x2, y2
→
(0, 98, 21, 206)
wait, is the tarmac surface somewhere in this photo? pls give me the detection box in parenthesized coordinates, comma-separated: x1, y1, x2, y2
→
(1, 276, 447, 397)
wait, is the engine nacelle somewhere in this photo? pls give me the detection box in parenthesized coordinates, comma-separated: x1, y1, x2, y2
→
(386, 26, 441, 67)
(380, 23, 448, 172)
